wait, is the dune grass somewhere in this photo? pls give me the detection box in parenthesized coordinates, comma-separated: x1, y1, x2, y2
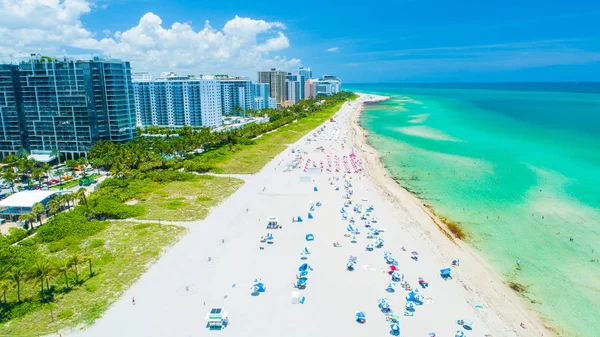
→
(0, 221, 186, 336)
(136, 175, 244, 221)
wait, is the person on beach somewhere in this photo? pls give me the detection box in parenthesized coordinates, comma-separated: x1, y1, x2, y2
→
(132, 297, 136, 305)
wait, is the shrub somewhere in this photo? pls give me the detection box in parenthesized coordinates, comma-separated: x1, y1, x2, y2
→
(5, 228, 28, 245)
(85, 283, 97, 292)
(57, 309, 74, 320)
(89, 239, 105, 249)
(36, 209, 107, 243)
(92, 196, 145, 219)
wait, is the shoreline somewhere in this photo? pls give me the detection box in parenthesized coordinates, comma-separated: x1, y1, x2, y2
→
(61, 93, 559, 337)
(349, 93, 556, 336)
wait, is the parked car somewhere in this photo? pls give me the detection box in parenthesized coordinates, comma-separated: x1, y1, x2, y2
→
(51, 179, 60, 184)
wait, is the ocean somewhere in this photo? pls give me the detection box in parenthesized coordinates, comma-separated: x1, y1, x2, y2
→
(345, 83, 600, 337)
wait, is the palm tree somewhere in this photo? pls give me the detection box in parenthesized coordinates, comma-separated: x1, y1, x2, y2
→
(18, 212, 36, 230)
(32, 202, 45, 226)
(2, 168, 17, 193)
(69, 253, 81, 284)
(6, 266, 25, 302)
(75, 188, 88, 208)
(0, 281, 10, 303)
(51, 148, 61, 165)
(83, 255, 94, 277)
(55, 259, 71, 290)
(46, 199, 61, 215)
(29, 259, 52, 301)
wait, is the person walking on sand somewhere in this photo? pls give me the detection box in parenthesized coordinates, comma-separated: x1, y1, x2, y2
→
(132, 297, 136, 305)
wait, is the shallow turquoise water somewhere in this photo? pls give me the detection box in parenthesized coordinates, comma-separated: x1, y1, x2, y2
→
(346, 83, 600, 337)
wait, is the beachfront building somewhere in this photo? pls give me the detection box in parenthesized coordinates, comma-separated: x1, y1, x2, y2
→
(298, 67, 312, 99)
(286, 72, 302, 104)
(219, 78, 253, 115)
(0, 64, 25, 157)
(304, 79, 317, 99)
(258, 68, 287, 107)
(18, 56, 136, 158)
(133, 72, 222, 128)
(304, 76, 342, 98)
(268, 97, 277, 109)
(252, 83, 270, 111)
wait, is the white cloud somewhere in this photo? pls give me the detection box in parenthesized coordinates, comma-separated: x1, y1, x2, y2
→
(327, 47, 339, 52)
(0, 1, 301, 77)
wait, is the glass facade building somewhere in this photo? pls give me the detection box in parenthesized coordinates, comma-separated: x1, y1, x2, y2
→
(15, 57, 136, 158)
(0, 65, 25, 157)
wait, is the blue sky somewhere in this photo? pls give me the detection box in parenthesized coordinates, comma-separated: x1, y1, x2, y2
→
(2, 0, 600, 82)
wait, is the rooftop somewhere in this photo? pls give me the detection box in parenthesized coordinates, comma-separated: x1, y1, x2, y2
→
(0, 190, 60, 208)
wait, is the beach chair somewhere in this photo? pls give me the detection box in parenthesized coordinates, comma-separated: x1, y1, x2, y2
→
(440, 268, 452, 280)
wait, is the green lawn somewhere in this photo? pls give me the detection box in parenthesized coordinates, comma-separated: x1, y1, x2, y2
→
(199, 99, 354, 174)
(0, 221, 186, 336)
(136, 175, 244, 221)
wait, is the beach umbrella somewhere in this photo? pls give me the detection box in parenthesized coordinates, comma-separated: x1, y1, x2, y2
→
(386, 282, 396, 290)
(455, 330, 466, 337)
(355, 311, 366, 322)
(392, 271, 401, 281)
(253, 278, 263, 283)
(297, 277, 308, 286)
(390, 323, 400, 332)
(302, 247, 311, 255)
(389, 314, 400, 323)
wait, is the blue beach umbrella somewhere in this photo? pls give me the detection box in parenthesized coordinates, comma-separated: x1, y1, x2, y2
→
(297, 277, 308, 286)
(390, 323, 400, 332)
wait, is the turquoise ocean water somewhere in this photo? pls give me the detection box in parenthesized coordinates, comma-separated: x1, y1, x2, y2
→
(345, 83, 600, 337)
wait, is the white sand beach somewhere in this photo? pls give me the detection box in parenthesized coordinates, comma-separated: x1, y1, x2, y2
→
(61, 94, 552, 337)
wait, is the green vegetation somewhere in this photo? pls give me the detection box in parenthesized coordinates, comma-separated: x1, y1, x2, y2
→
(137, 175, 244, 221)
(0, 221, 185, 335)
(87, 92, 356, 175)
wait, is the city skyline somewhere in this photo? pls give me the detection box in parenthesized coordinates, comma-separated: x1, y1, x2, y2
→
(2, 1, 599, 83)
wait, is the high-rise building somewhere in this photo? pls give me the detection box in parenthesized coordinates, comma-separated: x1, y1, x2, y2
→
(0, 65, 25, 157)
(285, 72, 302, 104)
(316, 75, 342, 96)
(298, 67, 312, 99)
(258, 68, 287, 107)
(252, 83, 269, 110)
(17, 57, 136, 158)
(304, 79, 317, 99)
(133, 73, 222, 128)
(219, 78, 253, 115)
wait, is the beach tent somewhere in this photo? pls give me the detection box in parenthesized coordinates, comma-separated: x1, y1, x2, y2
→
(299, 263, 313, 272)
(251, 282, 266, 293)
(386, 282, 396, 292)
(355, 312, 366, 323)
(308, 213, 314, 219)
(305, 233, 314, 241)
(440, 268, 452, 280)
(296, 277, 308, 289)
(313, 186, 318, 191)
